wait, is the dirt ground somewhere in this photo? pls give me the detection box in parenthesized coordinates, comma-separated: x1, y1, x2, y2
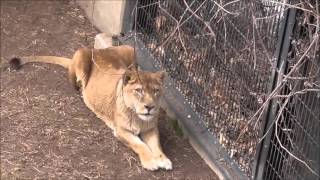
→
(0, 1, 218, 179)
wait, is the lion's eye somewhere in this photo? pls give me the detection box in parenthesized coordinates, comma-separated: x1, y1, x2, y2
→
(154, 89, 160, 95)
(135, 88, 143, 94)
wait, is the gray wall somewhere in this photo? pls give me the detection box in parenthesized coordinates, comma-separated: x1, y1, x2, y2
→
(77, 0, 135, 35)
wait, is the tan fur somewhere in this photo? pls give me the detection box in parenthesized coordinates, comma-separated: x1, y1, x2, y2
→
(11, 45, 172, 171)
(15, 56, 71, 68)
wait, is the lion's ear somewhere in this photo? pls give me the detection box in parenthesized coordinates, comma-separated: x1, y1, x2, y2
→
(123, 70, 136, 85)
(156, 70, 166, 83)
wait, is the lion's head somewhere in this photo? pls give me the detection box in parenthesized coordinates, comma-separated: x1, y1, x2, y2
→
(121, 70, 165, 121)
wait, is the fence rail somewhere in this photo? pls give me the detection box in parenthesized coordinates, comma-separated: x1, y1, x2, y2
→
(133, 0, 320, 179)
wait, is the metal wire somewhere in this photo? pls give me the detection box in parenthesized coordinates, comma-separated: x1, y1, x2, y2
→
(134, 0, 319, 179)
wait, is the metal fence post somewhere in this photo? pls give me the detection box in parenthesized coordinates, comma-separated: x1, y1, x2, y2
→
(252, 8, 297, 180)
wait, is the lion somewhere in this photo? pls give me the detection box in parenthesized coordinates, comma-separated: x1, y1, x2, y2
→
(9, 45, 172, 171)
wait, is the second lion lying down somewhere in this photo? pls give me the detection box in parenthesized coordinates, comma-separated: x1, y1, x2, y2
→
(10, 45, 172, 171)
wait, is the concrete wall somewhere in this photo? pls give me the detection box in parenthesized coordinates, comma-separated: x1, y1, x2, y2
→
(77, 0, 135, 36)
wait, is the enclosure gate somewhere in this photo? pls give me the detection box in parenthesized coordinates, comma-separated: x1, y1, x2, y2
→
(132, 0, 320, 179)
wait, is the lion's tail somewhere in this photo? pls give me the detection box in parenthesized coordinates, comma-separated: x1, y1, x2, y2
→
(9, 56, 71, 70)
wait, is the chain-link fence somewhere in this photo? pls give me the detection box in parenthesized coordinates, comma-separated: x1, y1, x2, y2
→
(133, 0, 319, 179)
(254, 5, 320, 180)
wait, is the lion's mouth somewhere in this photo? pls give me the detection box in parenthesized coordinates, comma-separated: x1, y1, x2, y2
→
(138, 113, 154, 121)
(141, 113, 152, 116)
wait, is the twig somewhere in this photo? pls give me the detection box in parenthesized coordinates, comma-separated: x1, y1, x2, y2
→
(155, 0, 204, 49)
(252, 13, 257, 70)
(266, 1, 316, 16)
(275, 99, 319, 177)
(137, 1, 159, 9)
(183, 0, 216, 37)
(273, 88, 320, 98)
(212, 0, 239, 15)
(237, 37, 317, 142)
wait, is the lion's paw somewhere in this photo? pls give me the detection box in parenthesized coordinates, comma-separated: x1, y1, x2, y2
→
(157, 157, 172, 170)
(141, 158, 159, 171)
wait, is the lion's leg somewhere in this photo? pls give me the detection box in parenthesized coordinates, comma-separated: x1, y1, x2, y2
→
(140, 128, 172, 170)
(116, 128, 159, 171)
(69, 48, 92, 90)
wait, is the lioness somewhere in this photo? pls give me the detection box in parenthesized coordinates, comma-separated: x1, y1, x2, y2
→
(9, 45, 172, 171)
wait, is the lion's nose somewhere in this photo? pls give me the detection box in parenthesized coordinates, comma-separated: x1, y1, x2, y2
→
(144, 105, 154, 112)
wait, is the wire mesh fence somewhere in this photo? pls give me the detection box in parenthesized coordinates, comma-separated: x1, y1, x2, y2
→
(133, 0, 319, 179)
(263, 72, 320, 180)
(257, 6, 320, 180)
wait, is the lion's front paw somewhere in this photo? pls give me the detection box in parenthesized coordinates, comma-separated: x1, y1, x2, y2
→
(156, 156, 172, 170)
(141, 158, 159, 171)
